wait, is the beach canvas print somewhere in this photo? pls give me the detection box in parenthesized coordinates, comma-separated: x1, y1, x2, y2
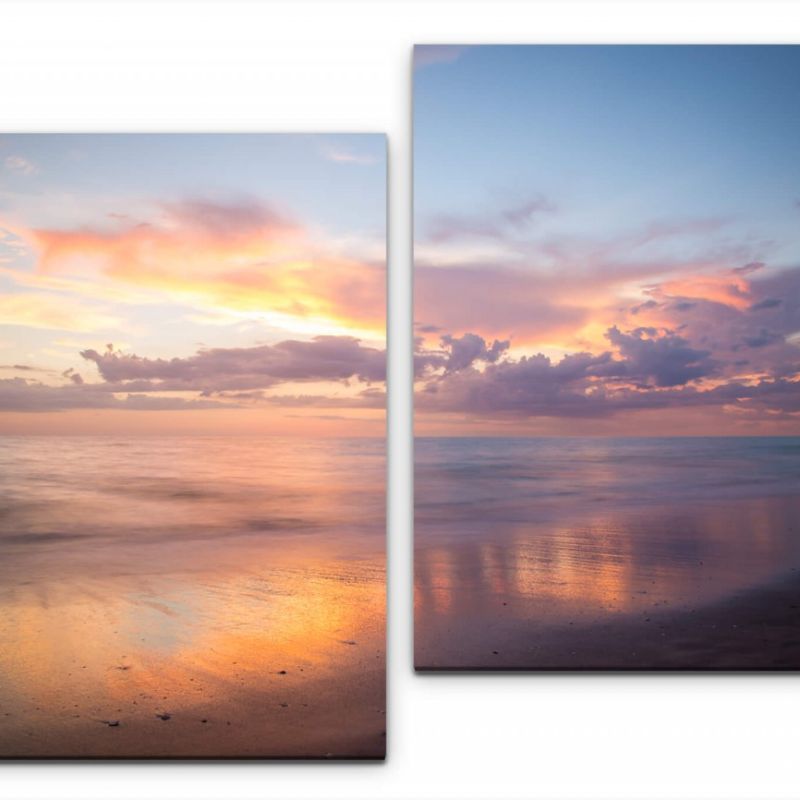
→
(0, 134, 386, 756)
(413, 45, 800, 670)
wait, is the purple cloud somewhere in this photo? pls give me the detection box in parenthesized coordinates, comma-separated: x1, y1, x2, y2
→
(440, 333, 510, 373)
(415, 325, 800, 420)
(80, 336, 386, 394)
(426, 196, 554, 243)
(0, 378, 228, 412)
(605, 326, 716, 387)
(749, 298, 782, 311)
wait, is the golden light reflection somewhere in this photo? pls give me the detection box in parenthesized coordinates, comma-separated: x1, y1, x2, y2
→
(0, 544, 385, 756)
(0, 436, 385, 756)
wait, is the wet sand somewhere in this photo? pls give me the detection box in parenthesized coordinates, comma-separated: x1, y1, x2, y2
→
(0, 669, 385, 759)
(0, 555, 386, 758)
(416, 569, 800, 671)
(415, 494, 800, 670)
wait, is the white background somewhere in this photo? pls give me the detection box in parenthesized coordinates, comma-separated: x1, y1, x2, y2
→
(2, 1, 800, 798)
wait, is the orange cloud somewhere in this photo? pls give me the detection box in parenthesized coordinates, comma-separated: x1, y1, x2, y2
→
(651, 271, 754, 310)
(27, 199, 385, 339)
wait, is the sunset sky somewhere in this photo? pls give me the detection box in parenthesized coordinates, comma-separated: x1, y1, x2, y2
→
(414, 45, 800, 435)
(0, 134, 385, 435)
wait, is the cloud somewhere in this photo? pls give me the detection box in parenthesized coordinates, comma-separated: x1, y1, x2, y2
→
(415, 326, 800, 420)
(417, 240, 800, 378)
(0, 364, 39, 372)
(0, 332, 387, 415)
(414, 45, 469, 69)
(414, 185, 800, 427)
(749, 298, 782, 311)
(62, 367, 84, 385)
(415, 204, 778, 352)
(80, 335, 386, 394)
(741, 328, 782, 349)
(440, 333, 509, 373)
(0, 378, 228, 412)
(33, 197, 296, 275)
(630, 264, 800, 382)
(320, 144, 378, 166)
(605, 326, 716, 387)
(24, 197, 384, 337)
(413, 332, 509, 377)
(652, 272, 753, 311)
(426, 196, 554, 243)
(3, 155, 38, 176)
(160, 198, 292, 239)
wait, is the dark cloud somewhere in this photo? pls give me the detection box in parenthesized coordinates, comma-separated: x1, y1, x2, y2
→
(0, 364, 50, 373)
(416, 354, 800, 420)
(605, 326, 716, 387)
(61, 368, 84, 385)
(440, 333, 509, 373)
(415, 325, 800, 420)
(413, 333, 510, 378)
(81, 336, 386, 394)
(668, 265, 800, 381)
(1, 336, 387, 413)
(418, 326, 719, 392)
(630, 299, 660, 315)
(741, 329, 783, 349)
(749, 298, 782, 311)
(416, 349, 622, 418)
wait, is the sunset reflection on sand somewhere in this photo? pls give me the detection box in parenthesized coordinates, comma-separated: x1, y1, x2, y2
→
(0, 436, 385, 757)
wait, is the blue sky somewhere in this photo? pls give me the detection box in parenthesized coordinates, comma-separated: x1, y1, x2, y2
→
(415, 46, 800, 263)
(1, 133, 385, 236)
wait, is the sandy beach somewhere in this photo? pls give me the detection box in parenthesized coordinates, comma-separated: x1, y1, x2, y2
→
(416, 567, 800, 671)
(415, 437, 800, 670)
(0, 436, 385, 758)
